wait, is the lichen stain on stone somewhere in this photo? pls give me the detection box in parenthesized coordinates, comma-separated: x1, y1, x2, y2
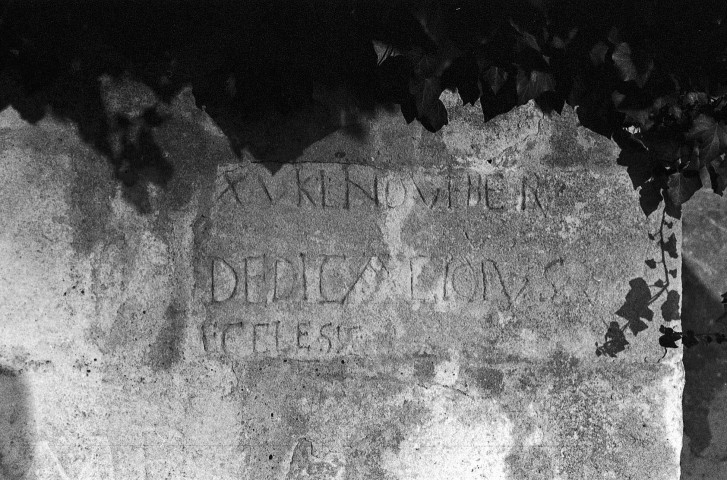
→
(0, 366, 35, 480)
(462, 366, 504, 396)
(542, 106, 618, 170)
(146, 305, 186, 371)
(380, 391, 513, 480)
(441, 101, 544, 170)
(0, 119, 110, 261)
(411, 353, 437, 383)
(63, 83, 228, 262)
(235, 359, 313, 478)
(506, 446, 556, 480)
(285, 438, 345, 479)
(232, 357, 440, 480)
(504, 350, 678, 479)
(68, 148, 116, 257)
(345, 421, 408, 480)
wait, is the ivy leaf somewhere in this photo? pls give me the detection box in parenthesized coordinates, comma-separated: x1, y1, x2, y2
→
(441, 55, 480, 106)
(638, 176, 665, 217)
(667, 171, 702, 207)
(658, 326, 680, 349)
(482, 66, 508, 95)
(412, 77, 448, 132)
(516, 69, 555, 105)
(645, 259, 657, 268)
(685, 92, 710, 107)
(613, 43, 638, 82)
(661, 233, 678, 259)
(420, 97, 448, 132)
(681, 331, 698, 348)
(480, 71, 517, 122)
(401, 95, 417, 124)
(654, 279, 665, 288)
(709, 158, 727, 196)
(661, 290, 681, 321)
(378, 54, 412, 104)
(535, 91, 565, 115)
(669, 269, 677, 278)
(612, 42, 653, 87)
(687, 114, 727, 164)
(616, 278, 654, 335)
(589, 41, 609, 66)
(521, 31, 541, 53)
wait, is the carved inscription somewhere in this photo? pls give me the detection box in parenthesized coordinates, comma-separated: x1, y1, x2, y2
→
(216, 164, 547, 214)
(205, 163, 554, 360)
(203, 253, 529, 359)
(210, 254, 520, 307)
(202, 320, 364, 358)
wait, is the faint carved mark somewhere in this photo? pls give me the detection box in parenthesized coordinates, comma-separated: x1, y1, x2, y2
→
(217, 170, 248, 204)
(543, 257, 565, 301)
(285, 438, 343, 479)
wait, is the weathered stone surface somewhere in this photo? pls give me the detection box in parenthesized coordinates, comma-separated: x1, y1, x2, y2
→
(681, 191, 727, 478)
(0, 92, 682, 479)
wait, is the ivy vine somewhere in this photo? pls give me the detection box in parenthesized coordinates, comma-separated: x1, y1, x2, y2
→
(1, 0, 726, 353)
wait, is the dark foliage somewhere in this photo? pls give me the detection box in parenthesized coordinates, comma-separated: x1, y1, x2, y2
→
(2, 0, 727, 353)
(1, 0, 727, 199)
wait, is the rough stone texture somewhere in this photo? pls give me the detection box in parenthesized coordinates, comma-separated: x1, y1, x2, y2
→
(0, 90, 682, 479)
(681, 190, 727, 479)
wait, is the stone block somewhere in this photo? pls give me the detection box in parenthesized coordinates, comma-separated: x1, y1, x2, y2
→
(0, 95, 682, 479)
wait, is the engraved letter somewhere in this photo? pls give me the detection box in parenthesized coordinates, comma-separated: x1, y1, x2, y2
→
(344, 166, 378, 209)
(412, 175, 442, 209)
(273, 257, 298, 301)
(256, 173, 286, 205)
(410, 256, 442, 302)
(245, 256, 267, 303)
(253, 322, 279, 354)
(486, 174, 508, 210)
(467, 173, 483, 207)
(296, 168, 319, 207)
(297, 322, 311, 352)
(201, 324, 221, 353)
(446, 173, 463, 209)
(384, 176, 407, 208)
(319, 169, 345, 209)
(319, 255, 347, 303)
(519, 178, 546, 215)
(218, 171, 247, 205)
(212, 257, 237, 302)
(222, 322, 245, 355)
(451, 260, 477, 302)
(319, 323, 333, 354)
(481, 260, 512, 310)
(253, 323, 268, 354)
(337, 325, 362, 354)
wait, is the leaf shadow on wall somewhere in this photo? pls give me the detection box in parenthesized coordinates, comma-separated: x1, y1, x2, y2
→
(0, 366, 35, 480)
(614, 135, 681, 219)
(0, 0, 422, 212)
(681, 259, 727, 456)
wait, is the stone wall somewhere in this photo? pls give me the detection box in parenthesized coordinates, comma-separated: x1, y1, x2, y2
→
(0, 90, 682, 479)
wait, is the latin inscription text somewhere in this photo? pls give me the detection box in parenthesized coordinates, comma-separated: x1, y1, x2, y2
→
(217, 164, 546, 214)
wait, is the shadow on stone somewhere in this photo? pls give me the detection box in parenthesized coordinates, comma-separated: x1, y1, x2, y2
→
(0, 365, 35, 480)
(595, 320, 630, 358)
(0, 0, 410, 212)
(682, 259, 727, 456)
